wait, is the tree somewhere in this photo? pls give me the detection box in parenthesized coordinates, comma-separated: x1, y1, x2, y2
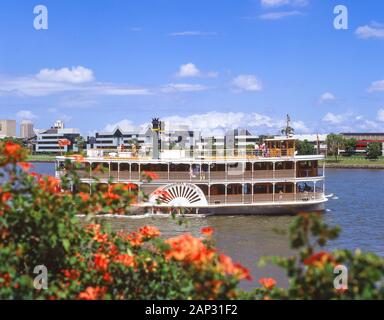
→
(326, 134, 344, 161)
(296, 140, 315, 155)
(344, 138, 357, 156)
(75, 136, 86, 154)
(366, 142, 382, 160)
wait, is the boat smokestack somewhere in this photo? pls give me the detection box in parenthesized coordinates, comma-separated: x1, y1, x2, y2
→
(152, 118, 161, 159)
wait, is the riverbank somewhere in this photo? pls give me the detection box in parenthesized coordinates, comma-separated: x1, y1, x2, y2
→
(27, 155, 56, 162)
(321, 156, 384, 169)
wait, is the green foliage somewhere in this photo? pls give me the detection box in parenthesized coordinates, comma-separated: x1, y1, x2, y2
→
(343, 138, 357, 156)
(0, 142, 248, 299)
(366, 142, 382, 160)
(296, 140, 315, 155)
(251, 213, 384, 300)
(326, 134, 344, 161)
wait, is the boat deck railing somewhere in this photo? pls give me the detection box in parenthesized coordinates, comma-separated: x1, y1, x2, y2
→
(67, 169, 322, 181)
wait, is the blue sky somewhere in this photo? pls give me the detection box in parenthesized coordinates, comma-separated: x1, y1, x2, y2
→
(0, 0, 384, 136)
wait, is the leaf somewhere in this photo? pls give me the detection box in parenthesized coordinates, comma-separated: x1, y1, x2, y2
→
(62, 239, 70, 252)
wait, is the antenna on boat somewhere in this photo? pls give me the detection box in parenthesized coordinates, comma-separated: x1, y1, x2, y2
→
(281, 114, 294, 137)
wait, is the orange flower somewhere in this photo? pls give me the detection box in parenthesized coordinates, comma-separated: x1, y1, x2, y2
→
(126, 232, 143, 247)
(259, 277, 276, 289)
(142, 171, 159, 180)
(78, 286, 106, 300)
(103, 192, 120, 201)
(72, 154, 84, 163)
(233, 263, 252, 281)
(38, 176, 61, 193)
(78, 192, 90, 202)
(17, 162, 34, 171)
(114, 254, 135, 267)
(0, 273, 11, 288)
(139, 226, 161, 239)
(3, 142, 22, 160)
(201, 227, 214, 237)
(218, 254, 252, 281)
(93, 232, 108, 244)
(62, 269, 80, 280)
(303, 251, 335, 268)
(103, 272, 113, 283)
(1, 192, 12, 203)
(94, 253, 109, 272)
(122, 183, 138, 191)
(165, 234, 216, 267)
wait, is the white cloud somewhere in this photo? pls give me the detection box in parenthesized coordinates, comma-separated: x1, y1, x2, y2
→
(368, 80, 384, 92)
(321, 112, 380, 132)
(177, 63, 201, 78)
(356, 23, 384, 39)
(261, 0, 308, 8)
(36, 66, 94, 84)
(0, 66, 215, 97)
(16, 110, 38, 120)
(292, 120, 310, 133)
(168, 31, 218, 37)
(103, 119, 137, 132)
(378, 109, 384, 122)
(96, 86, 152, 96)
(322, 112, 344, 124)
(319, 92, 336, 103)
(160, 112, 309, 136)
(161, 83, 209, 93)
(231, 75, 263, 92)
(0, 68, 152, 97)
(175, 63, 218, 78)
(259, 10, 303, 20)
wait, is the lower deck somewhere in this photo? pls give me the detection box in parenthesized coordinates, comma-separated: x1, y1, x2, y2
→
(76, 180, 325, 206)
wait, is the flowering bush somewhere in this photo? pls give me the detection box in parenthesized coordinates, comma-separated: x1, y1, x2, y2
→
(0, 142, 249, 299)
(251, 213, 384, 300)
(0, 141, 383, 300)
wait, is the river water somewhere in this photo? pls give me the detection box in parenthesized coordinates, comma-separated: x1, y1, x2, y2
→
(32, 162, 384, 290)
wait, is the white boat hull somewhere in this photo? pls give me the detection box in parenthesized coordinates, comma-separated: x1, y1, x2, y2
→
(135, 199, 327, 216)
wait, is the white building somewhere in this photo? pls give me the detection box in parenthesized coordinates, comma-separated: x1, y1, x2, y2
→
(34, 121, 80, 153)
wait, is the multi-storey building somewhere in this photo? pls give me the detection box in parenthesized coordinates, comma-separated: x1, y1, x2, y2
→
(87, 119, 197, 158)
(34, 121, 80, 153)
(20, 120, 35, 139)
(0, 119, 16, 138)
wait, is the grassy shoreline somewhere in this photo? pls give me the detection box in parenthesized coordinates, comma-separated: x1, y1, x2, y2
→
(321, 156, 384, 169)
(27, 155, 56, 162)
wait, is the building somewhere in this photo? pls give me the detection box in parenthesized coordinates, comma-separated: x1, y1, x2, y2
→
(0, 119, 16, 138)
(20, 120, 35, 139)
(194, 129, 258, 158)
(34, 121, 80, 153)
(87, 119, 198, 159)
(341, 133, 384, 155)
(87, 127, 147, 151)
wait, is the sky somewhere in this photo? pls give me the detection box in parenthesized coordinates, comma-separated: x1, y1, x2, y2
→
(0, 0, 384, 136)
